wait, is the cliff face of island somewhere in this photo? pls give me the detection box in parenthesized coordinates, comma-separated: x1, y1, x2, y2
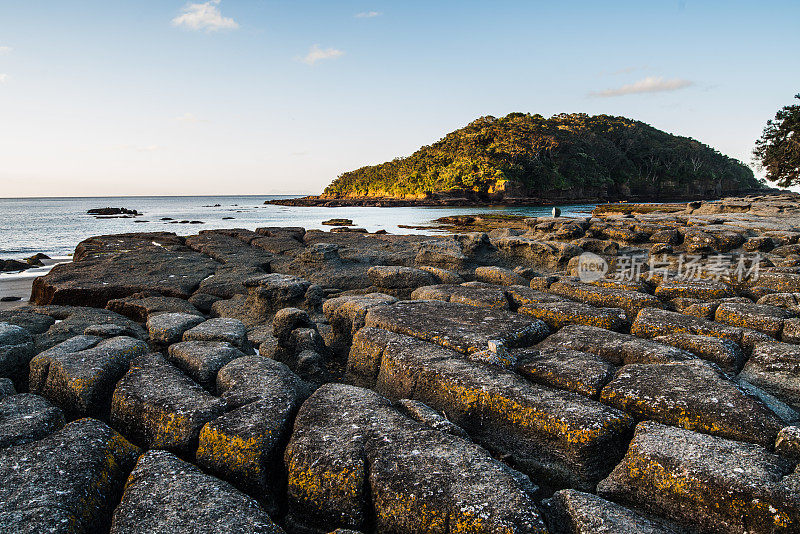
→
(275, 112, 765, 206)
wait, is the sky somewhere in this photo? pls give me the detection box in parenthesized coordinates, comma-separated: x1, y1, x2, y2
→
(0, 0, 798, 197)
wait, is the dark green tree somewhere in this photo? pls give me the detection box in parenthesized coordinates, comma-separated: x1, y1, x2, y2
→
(754, 94, 800, 188)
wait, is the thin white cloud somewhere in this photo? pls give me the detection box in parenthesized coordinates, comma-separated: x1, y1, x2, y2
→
(175, 112, 208, 123)
(0, 46, 11, 55)
(300, 44, 344, 66)
(355, 11, 381, 18)
(0, 74, 8, 84)
(590, 76, 694, 97)
(172, 0, 239, 32)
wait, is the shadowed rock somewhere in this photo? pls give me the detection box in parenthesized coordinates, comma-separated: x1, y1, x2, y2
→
(0, 418, 140, 534)
(147, 312, 205, 345)
(106, 292, 202, 322)
(600, 360, 784, 445)
(632, 307, 752, 346)
(196, 356, 310, 513)
(364, 300, 549, 355)
(493, 237, 582, 270)
(0, 308, 55, 334)
(740, 341, 800, 411)
(166, 341, 244, 392)
(349, 327, 634, 490)
(597, 421, 800, 534)
(183, 317, 249, 351)
(30, 305, 146, 352)
(110, 450, 283, 534)
(545, 489, 682, 534)
(284, 383, 548, 533)
(29, 335, 148, 419)
(111, 353, 227, 453)
(367, 265, 436, 289)
(0, 393, 64, 449)
(536, 324, 694, 365)
(0, 322, 35, 384)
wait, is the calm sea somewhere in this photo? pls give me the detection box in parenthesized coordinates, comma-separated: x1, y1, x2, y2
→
(0, 195, 596, 259)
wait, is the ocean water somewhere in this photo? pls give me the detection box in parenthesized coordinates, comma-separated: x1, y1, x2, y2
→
(0, 195, 596, 259)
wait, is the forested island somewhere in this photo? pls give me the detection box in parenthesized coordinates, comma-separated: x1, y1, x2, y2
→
(273, 112, 766, 206)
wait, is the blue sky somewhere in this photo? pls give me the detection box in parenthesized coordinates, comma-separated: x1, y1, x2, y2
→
(0, 0, 798, 196)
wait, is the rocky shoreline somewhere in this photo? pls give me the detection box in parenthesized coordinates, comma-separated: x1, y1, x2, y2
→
(2, 192, 800, 532)
(266, 188, 775, 208)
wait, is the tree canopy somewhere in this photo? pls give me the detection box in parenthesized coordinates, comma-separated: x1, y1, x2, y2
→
(754, 94, 800, 188)
(324, 113, 761, 200)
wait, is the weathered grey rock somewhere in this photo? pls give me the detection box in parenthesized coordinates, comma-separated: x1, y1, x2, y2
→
(349, 327, 634, 490)
(110, 450, 283, 534)
(189, 292, 222, 314)
(106, 292, 202, 322)
(537, 324, 694, 365)
(31, 236, 219, 307)
(751, 272, 800, 293)
(196, 356, 310, 512)
(242, 273, 312, 318)
(736, 378, 800, 424)
(321, 294, 400, 354)
(600, 360, 783, 445)
(394, 398, 468, 438)
(775, 426, 800, 462)
(0, 393, 64, 449)
(654, 332, 745, 373)
(147, 312, 205, 345)
(367, 265, 436, 289)
(515, 349, 614, 398)
(111, 353, 226, 453)
(183, 317, 249, 350)
(364, 300, 549, 356)
(411, 283, 509, 309)
(414, 239, 469, 270)
(285, 383, 548, 533)
(740, 341, 800, 411)
(0, 322, 35, 382)
(475, 265, 528, 286)
(545, 489, 682, 534)
(29, 335, 148, 419)
(0, 418, 140, 534)
(597, 421, 800, 534)
(83, 323, 141, 338)
(783, 317, 800, 343)
(166, 341, 244, 391)
(715, 302, 795, 338)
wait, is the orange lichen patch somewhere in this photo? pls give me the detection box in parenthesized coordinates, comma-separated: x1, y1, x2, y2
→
(518, 303, 627, 331)
(196, 423, 266, 482)
(548, 280, 665, 319)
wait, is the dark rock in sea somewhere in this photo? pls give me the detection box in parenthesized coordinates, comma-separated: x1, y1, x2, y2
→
(321, 218, 354, 226)
(111, 449, 283, 534)
(0, 296, 21, 302)
(0, 259, 30, 272)
(87, 207, 139, 216)
(222, 216, 235, 220)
